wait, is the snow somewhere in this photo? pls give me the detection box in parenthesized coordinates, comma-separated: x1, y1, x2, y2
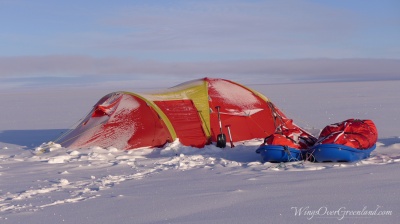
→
(209, 79, 260, 108)
(1, 80, 400, 223)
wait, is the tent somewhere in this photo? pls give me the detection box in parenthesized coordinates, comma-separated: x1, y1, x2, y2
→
(58, 77, 309, 150)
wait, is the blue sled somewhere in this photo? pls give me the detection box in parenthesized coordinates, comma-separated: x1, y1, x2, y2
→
(309, 144, 376, 162)
(256, 145, 303, 163)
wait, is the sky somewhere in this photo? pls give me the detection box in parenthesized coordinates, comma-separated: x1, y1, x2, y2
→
(0, 0, 399, 90)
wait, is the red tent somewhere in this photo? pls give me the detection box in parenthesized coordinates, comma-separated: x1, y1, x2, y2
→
(58, 78, 311, 150)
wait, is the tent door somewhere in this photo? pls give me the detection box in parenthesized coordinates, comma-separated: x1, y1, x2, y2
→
(154, 100, 207, 148)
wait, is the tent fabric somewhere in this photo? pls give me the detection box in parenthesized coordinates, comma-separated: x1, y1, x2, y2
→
(58, 77, 309, 150)
(61, 92, 172, 150)
(154, 100, 207, 148)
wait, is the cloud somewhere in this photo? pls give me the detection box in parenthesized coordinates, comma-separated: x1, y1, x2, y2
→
(2, 0, 398, 61)
(95, 0, 359, 57)
(1, 56, 399, 84)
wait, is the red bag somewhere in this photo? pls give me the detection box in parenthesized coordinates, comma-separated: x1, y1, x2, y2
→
(264, 133, 302, 149)
(263, 119, 317, 149)
(318, 119, 378, 149)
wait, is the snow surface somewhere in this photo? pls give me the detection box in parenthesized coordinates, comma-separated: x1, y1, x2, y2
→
(1, 81, 399, 223)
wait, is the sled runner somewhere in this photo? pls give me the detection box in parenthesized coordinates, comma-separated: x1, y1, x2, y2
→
(308, 144, 376, 162)
(256, 145, 303, 162)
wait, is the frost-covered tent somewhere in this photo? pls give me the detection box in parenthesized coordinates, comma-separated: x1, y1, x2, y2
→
(58, 78, 307, 150)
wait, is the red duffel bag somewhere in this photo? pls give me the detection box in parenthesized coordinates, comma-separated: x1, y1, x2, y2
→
(318, 119, 378, 149)
(263, 118, 317, 149)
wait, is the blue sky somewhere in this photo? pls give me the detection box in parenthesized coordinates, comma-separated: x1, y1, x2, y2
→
(0, 0, 399, 89)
